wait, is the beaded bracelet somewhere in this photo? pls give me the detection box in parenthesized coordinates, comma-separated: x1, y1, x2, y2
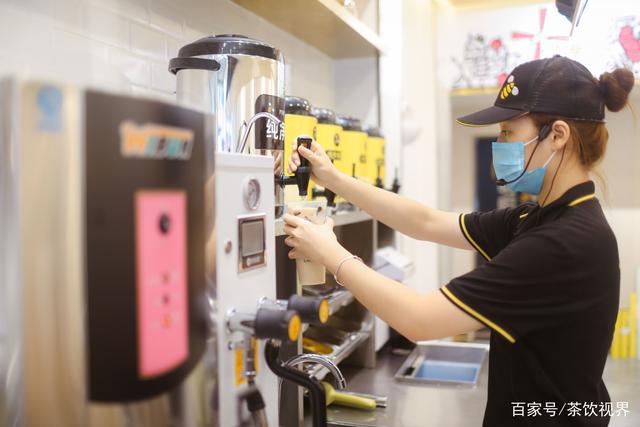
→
(333, 255, 363, 287)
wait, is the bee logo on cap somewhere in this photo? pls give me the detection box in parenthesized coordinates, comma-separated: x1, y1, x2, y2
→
(500, 75, 520, 100)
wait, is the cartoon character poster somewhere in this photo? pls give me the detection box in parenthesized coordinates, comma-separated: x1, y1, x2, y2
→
(452, 35, 519, 88)
(608, 15, 640, 76)
(444, 0, 640, 90)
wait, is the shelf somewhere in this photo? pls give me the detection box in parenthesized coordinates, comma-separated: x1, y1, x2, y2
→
(302, 287, 355, 315)
(331, 207, 372, 227)
(450, 87, 499, 97)
(326, 289, 354, 315)
(301, 286, 354, 315)
(232, 0, 385, 58)
(275, 207, 372, 236)
(305, 319, 373, 380)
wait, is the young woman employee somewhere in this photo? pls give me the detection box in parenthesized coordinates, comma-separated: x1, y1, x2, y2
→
(283, 56, 634, 426)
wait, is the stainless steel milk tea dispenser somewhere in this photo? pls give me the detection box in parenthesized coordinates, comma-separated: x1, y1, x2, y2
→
(170, 35, 296, 217)
(0, 79, 215, 427)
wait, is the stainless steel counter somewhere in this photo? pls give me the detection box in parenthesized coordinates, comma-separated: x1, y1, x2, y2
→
(307, 344, 489, 427)
(305, 345, 640, 427)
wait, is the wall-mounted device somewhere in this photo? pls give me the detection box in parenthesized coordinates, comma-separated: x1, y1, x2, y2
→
(213, 152, 281, 426)
(374, 246, 415, 282)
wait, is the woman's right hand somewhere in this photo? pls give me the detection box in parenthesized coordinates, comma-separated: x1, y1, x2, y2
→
(288, 140, 339, 188)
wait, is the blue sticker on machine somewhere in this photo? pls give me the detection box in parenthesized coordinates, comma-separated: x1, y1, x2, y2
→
(36, 86, 63, 132)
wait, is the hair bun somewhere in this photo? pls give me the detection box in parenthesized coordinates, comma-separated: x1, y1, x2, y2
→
(599, 68, 634, 112)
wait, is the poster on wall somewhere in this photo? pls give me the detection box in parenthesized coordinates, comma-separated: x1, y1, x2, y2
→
(445, 0, 640, 90)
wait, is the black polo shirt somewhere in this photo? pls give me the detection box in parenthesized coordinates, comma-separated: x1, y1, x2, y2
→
(440, 181, 620, 426)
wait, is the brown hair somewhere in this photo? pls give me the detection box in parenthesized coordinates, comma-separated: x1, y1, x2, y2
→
(529, 68, 634, 170)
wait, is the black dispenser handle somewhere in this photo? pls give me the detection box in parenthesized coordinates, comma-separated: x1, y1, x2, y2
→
(295, 136, 312, 196)
(276, 136, 313, 197)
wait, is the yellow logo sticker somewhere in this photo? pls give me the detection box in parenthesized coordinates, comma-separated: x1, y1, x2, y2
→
(499, 75, 520, 100)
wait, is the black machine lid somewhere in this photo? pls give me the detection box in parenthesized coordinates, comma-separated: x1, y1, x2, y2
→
(285, 96, 312, 116)
(176, 34, 281, 61)
(364, 125, 383, 138)
(336, 115, 362, 131)
(311, 107, 336, 125)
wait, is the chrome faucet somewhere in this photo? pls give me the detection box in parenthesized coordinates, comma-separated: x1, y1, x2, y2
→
(284, 354, 346, 390)
(236, 111, 282, 153)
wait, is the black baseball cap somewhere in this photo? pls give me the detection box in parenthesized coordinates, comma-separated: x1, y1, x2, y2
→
(456, 55, 605, 126)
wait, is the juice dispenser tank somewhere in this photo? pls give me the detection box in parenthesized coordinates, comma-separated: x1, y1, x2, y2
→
(336, 115, 368, 183)
(283, 96, 317, 202)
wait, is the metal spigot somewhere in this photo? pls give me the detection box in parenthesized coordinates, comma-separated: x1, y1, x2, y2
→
(284, 354, 346, 390)
(311, 187, 336, 206)
(236, 111, 282, 153)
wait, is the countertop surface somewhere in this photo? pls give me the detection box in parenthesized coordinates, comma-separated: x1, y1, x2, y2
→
(306, 343, 640, 427)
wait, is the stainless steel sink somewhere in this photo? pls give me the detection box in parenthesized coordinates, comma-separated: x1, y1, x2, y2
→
(394, 341, 489, 386)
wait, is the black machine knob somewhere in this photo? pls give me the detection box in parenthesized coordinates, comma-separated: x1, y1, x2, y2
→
(387, 167, 401, 193)
(390, 176, 401, 193)
(254, 308, 301, 343)
(159, 213, 171, 234)
(287, 295, 329, 325)
(375, 164, 384, 189)
(245, 387, 266, 413)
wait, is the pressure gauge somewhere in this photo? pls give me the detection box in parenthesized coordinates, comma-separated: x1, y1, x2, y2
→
(243, 177, 261, 210)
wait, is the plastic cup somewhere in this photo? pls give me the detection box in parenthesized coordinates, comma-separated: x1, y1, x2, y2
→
(287, 200, 327, 286)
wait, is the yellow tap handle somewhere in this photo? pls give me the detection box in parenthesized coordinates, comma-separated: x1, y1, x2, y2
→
(611, 310, 621, 359)
(620, 309, 629, 359)
(630, 293, 637, 359)
(322, 382, 377, 411)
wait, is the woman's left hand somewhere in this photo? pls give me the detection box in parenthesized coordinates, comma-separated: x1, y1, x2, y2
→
(283, 213, 345, 268)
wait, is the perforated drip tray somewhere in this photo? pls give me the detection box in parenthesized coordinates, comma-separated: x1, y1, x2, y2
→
(395, 341, 489, 386)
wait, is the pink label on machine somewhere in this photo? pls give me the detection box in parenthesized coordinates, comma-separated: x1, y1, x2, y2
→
(135, 190, 189, 378)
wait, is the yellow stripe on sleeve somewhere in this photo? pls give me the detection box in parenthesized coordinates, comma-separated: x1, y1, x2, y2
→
(459, 214, 491, 261)
(441, 286, 516, 344)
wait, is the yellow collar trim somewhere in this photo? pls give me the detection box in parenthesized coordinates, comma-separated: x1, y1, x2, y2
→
(568, 193, 596, 207)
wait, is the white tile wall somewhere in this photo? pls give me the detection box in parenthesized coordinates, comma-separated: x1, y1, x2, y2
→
(83, 4, 131, 48)
(0, 0, 339, 107)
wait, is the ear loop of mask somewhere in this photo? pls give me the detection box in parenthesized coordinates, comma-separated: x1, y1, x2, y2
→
(539, 123, 564, 208)
(540, 145, 565, 209)
(521, 135, 541, 174)
(520, 124, 552, 175)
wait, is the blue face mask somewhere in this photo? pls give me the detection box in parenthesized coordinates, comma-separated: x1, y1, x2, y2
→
(492, 136, 556, 195)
